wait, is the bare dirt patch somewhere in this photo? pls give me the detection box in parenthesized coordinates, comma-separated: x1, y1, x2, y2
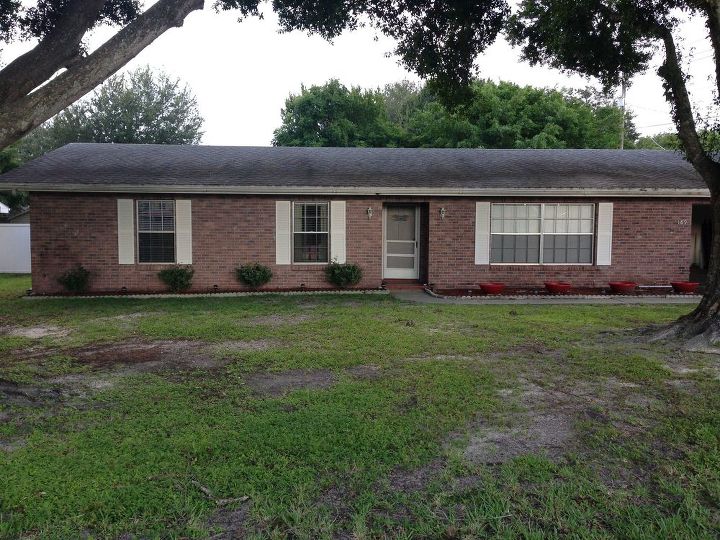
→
(1, 324, 70, 339)
(464, 412, 575, 464)
(459, 374, 659, 465)
(68, 339, 280, 372)
(245, 369, 336, 397)
(1, 339, 282, 409)
(207, 500, 252, 540)
(387, 458, 445, 492)
(0, 380, 67, 407)
(345, 364, 382, 380)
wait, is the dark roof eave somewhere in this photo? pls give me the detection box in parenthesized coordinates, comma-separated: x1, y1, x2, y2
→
(9, 183, 711, 198)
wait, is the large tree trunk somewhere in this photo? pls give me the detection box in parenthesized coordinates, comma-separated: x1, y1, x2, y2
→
(0, 0, 204, 150)
(657, 195, 720, 350)
(650, 21, 720, 349)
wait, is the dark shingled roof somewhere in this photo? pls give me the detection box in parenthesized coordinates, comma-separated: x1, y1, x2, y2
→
(0, 143, 709, 195)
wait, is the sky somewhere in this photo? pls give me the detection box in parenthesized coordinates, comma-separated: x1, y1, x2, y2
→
(4, 3, 718, 146)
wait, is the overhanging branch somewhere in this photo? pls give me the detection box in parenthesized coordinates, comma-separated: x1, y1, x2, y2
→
(0, 0, 106, 105)
(0, 0, 204, 150)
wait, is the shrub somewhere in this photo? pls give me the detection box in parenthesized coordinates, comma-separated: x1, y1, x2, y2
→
(325, 261, 363, 288)
(236, 263, 273, 288)
(158, 266, 194, 292)
(57, 266, 90, 294)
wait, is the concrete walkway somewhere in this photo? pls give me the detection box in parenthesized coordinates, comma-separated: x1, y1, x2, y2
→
(391, 290, 702, 305)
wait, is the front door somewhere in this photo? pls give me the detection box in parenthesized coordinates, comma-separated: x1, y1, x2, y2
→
(384, 205, 419, 279)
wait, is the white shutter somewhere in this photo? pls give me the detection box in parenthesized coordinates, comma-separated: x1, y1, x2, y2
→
(276, 201, 291, 265)
(475, 202, 491, 265)
(117, 199, 135, 265)
(596, 202, 613, 266)
(330, 201, 346, 263)
(175, 200, 193, 264)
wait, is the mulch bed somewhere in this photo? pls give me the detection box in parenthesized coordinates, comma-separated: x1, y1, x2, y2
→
(432, 286, 701, 297)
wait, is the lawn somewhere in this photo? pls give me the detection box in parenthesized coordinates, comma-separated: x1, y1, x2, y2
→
(0, 274, 718, 539)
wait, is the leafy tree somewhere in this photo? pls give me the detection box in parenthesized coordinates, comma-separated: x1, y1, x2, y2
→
(272, 80, 402, 147)
(20, 66, 203, 161)
(383, 81, 425, 129)
(0, 0, 509, 150)
(275, 79, 635, 149)
(635, 132, 682, 150)
(507, 1, 720, 346)
(1, 66, 202, 211)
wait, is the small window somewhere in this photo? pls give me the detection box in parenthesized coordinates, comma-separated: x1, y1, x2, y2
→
(137, 200, 175, 263)
(293, 202, 329, 263)
(490, 203, 594, 264)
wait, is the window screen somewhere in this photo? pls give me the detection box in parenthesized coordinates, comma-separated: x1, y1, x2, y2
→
(293, 202, 329, 263)
(490, 203, 595, 264)
(137, 200, 175, 263)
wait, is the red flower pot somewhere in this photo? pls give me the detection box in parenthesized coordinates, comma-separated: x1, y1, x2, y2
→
(609, 281, 638, 295)
(545, 281, 572, 294)
(670, 281, 700, 294)
(480, 282, 506, 295)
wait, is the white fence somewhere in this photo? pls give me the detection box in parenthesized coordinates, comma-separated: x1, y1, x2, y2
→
(0, 224, 30, 273)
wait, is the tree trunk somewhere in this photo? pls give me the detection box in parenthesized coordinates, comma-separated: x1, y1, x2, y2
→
(0, 0, 204, 150)
(655, 195, 720, 350)
(650, 22, 720, 350)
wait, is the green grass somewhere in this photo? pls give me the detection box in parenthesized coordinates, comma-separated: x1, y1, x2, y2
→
(0, 274, 718, 538)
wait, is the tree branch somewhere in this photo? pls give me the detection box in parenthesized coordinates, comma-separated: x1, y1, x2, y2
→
(0, 0, 204, 150)
(0, 0, 107, 105)
(658, 25, 720, 195)
(704, 2, 720, 103)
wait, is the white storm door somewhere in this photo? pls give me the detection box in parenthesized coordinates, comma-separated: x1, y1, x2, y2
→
(384, 205, 419, 279)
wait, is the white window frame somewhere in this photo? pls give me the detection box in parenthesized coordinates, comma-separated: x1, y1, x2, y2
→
(136, 199, 177, 264)
(490, 203, 595, 266)
(291, 201, 331, 265)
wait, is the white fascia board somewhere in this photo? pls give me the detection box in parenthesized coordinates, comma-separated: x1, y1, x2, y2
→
(3, 183, 711, 198)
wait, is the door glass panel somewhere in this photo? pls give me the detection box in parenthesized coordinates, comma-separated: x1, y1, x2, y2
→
(387, 241, 415, 255)
(387, 256, 415, 269)
(386, 208, 416, 241)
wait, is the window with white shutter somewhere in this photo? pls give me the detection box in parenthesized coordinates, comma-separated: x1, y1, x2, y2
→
(137, 200, 176, 263)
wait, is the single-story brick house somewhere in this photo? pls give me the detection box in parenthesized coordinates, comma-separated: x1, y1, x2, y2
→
(0, 143, 711, 294)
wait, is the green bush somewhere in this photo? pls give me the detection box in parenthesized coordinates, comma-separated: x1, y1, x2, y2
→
(57, 266, 90, 294)
(236, 263, 273, 288)
(325, 261, 363, 288)
(158, 266, 194, 293)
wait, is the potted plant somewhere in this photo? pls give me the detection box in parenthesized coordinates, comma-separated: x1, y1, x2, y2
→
(544, 281, 572, 294)
(670, 281, 700, 294)
(479, 282, 506, 295)
(609, 281, 638, 295)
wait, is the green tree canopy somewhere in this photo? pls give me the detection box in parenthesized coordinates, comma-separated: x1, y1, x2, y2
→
(272, 80, 402, 147)
(274, 79, 636, 149)
(18, 66, 203, 161)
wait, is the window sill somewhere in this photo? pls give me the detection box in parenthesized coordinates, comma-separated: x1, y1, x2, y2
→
(291, 264, 327, 271)
(487, 263, 595, 267)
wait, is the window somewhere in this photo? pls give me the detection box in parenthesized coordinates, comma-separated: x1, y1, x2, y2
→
(137, 200, 175, 263)
(542, 204, 594, 263)
(490, 203, 594, 264)
(293, 202, 329, 263)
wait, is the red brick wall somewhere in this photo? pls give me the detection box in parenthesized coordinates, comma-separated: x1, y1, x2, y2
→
(29, 193, 382, 294)
(427, 198, 696, 289)
(29, 193, 698, 294)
